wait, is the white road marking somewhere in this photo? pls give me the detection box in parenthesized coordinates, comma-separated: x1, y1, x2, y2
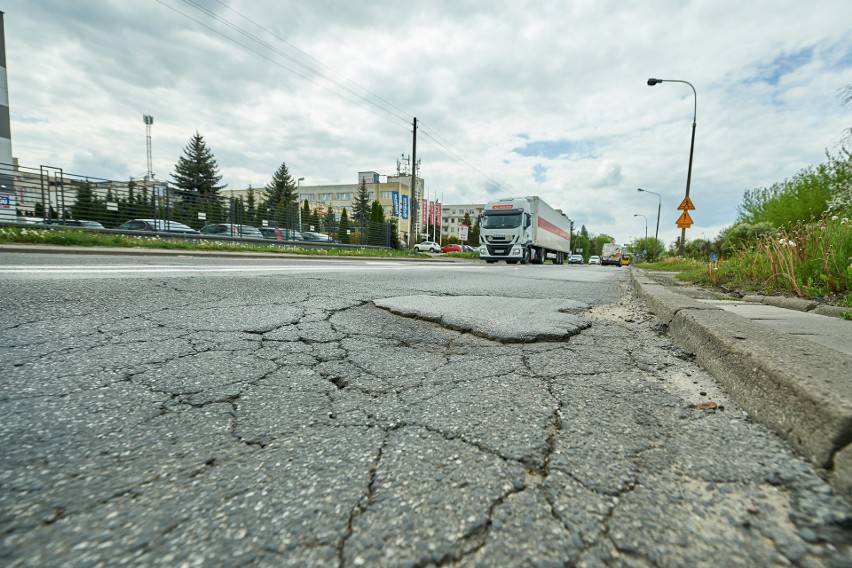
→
(0, 263, 478, 274)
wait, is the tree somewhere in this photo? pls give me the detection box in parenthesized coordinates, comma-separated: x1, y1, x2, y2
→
(591, 234, 616, 257)
(351, 178, 371, 228)
(171, 131, 226, 224)
(840, 84, 852, 148)
(302, 199, 311, 232)
(468, 214, 481, 247)
(573, 224, 591, 258)
(630, 236, 665, 261)
(325, 207, 335, 236)
(70, 180, 98, 220)
(264, 162, 298, 229)
(309, 208, 321, 232)
(337, 208, 350, 244)
(368, 199, 385, 246)
(245, 186, 258, 226)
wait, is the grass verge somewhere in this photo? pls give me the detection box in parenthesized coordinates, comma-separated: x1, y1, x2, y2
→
(0, 226, 430, 259)
(636, 214, 851, 313)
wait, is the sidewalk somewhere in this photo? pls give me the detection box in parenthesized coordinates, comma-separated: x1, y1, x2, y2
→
(628, 268, 852, 501)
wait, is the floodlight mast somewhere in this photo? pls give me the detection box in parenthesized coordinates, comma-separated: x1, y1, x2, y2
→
(143, 115, 154, 180)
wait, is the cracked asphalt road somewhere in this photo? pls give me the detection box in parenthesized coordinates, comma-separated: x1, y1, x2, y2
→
(1, 253, 849, 566)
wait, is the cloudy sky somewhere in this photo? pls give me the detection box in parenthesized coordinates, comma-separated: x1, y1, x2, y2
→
(5, 0, 851, 245)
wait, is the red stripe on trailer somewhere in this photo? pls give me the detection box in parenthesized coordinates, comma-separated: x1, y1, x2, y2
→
(538, 216, 571, 241)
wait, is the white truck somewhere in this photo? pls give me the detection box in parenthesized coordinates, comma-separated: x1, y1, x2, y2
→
(601, 242, 624, 266)
(478, 196, 572, 264)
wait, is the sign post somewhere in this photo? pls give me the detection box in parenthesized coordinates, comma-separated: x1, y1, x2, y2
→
(676, 196, 695, 233)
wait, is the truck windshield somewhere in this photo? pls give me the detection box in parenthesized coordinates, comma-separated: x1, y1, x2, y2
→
(481, 213, 522, 229)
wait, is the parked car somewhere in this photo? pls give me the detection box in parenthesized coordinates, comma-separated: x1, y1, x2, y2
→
(413, 241, 441, 253)
(200, 223, 263, 238)
(117, 219, 200, 234)
(568, 254, 584, 264)
(301, 231, 333, 242)
(260, 227, 303, 241)
(441, 243, 464, 253)
(42, 219, 105, 229)
(462, 245, 478, 252)
(588, 255, 601, 265)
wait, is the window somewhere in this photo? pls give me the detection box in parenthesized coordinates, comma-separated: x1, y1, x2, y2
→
(336, 192, 352, 200)
(318, 192, 334, 201)
(380, 191, 393, 199)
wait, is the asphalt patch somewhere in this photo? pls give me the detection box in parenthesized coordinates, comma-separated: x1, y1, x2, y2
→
(373, 296, 590, 342)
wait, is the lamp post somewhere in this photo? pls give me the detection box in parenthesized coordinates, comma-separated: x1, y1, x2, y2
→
(647, 77, 696, 256)
(296, 177, 305, 235)
(634, 214, 647, 239)
(637, 188, 661, 261)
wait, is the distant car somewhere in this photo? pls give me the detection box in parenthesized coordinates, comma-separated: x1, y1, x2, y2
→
(301, 231, 333, 242)
(200, 223, 263, 238)
(44, 219, 105, 229)
(462, 245, 478, 252)
(259, 227, 283, 240)
(413, 241, 441, 253)
(441, 244, 464, 253)
(568, 254, 584, 264)
(588, 255, 601, 265)
(118, 219, 200, 234)
(260, 227, 303, 240)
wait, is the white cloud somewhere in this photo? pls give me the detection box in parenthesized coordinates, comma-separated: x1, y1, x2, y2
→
(4, 0, 851, 246)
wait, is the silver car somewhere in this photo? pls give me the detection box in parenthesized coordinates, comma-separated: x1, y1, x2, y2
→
(413, 241, 441, 253)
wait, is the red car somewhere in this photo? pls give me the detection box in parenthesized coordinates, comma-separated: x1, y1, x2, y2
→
(441, 244, 464, 253)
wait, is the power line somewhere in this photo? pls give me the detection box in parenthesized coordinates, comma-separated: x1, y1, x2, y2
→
(155, 0, 513, 193)
(153, 0, 407, 130)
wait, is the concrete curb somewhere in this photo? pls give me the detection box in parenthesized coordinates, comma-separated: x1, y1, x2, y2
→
(628, 268, 852, 500)
(742, 294, 849, 318)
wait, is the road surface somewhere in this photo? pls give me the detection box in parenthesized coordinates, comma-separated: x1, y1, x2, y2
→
(1, 252, 849, 566)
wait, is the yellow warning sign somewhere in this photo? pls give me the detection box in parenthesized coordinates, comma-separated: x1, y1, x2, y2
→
(676, 211, 693, 228)
(677, 196, 696, 211)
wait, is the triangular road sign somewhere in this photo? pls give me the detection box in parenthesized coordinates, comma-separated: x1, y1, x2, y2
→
(676, 210, 693, 228)
(677, 196, 696, 210)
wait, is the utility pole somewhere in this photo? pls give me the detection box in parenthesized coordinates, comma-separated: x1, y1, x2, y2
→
(410, 117, 418, 241)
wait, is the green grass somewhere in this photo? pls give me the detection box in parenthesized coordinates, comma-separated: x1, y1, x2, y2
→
(0, 226, 431, 259)
(638, 215, 852, 306)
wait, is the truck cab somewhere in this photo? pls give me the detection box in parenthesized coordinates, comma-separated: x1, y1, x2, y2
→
(478, 200, 532, 263)
(478, 196, 572, 264)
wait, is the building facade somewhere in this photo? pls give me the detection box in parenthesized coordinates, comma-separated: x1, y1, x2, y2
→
(221, 172, 424, 242)
(441, 203, 485, 243)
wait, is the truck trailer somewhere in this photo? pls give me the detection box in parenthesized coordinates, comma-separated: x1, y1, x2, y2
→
(478, 196, 572, 264)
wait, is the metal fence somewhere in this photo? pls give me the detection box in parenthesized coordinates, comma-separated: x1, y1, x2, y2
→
(0, 162, 402, 248)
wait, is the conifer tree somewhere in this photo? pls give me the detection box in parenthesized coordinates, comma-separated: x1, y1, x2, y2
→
(264, 162, 298, 228)
(245, 186, 258, 226)
(368, 199, 385, 246)
(171, 132, 226, 220)
(301, 199, 311, 232)
(351, 177, 371, 228)
(337, 208, 350, 244)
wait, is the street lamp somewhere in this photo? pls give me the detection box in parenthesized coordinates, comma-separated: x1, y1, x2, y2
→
(637, 188, 661, 260)
(634, 214, 647, 239)
(647, 77, 697, 256)
(296, 177, 305, 234)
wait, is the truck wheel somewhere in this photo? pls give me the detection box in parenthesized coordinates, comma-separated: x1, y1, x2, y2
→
(485, 259, 497, 264)
(520, 247, 530, 264)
